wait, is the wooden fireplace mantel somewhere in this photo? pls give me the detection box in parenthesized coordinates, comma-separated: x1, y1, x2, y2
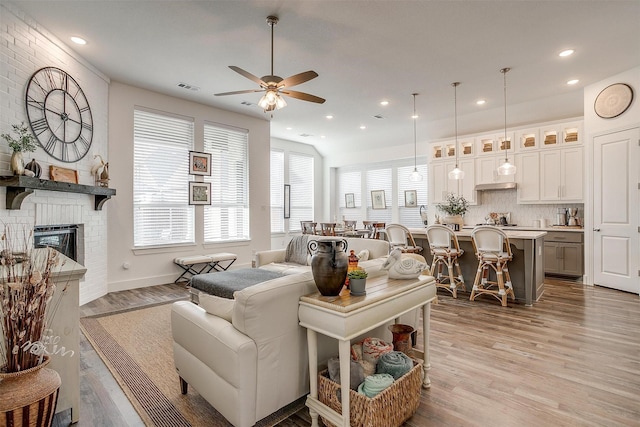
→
(0, 175, 116, 210)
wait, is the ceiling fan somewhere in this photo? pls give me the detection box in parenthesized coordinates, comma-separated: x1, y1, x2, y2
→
(214, 15, 325, 112)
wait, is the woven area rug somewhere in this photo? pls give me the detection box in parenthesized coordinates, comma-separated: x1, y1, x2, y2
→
(80, 302, 306, 427)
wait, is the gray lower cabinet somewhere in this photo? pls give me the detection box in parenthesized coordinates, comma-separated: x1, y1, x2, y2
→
(544, 231, 583, 277)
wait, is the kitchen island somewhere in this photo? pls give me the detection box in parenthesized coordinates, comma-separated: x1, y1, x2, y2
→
(410, 228, 546, 306)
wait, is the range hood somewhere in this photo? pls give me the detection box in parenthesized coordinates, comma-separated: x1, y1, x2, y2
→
(474, 182, 517, 191)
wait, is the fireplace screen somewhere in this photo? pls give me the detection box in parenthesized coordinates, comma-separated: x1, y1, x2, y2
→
(34, 225, 78, 262)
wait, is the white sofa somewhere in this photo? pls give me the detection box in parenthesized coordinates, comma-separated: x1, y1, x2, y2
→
(171, 237, 416, 427)
(255, 235, 391, 275)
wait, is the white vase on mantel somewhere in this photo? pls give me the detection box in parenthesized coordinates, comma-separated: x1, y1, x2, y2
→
(10, 151, 24, 175)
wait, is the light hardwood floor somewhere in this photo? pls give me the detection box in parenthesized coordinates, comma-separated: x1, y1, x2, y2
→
(53, 278, 640, 427)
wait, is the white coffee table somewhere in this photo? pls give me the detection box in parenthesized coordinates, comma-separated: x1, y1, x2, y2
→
(298, 273, 436, 427)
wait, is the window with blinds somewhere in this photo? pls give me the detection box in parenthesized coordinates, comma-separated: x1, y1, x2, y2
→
(338, 170, 362, 223)
(270, 150, 285, 233)
(203, 122, 250, 242)
(288, 153, 314, 232)
(398, 164, 428, 227)
(133, 109, 194, 248)
(366, 168, 393, 223)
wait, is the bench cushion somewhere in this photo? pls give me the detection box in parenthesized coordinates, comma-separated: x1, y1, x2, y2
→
(190, 268, 284, 299)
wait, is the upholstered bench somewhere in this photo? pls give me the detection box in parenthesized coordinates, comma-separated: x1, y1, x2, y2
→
(173, 252, 237, 283)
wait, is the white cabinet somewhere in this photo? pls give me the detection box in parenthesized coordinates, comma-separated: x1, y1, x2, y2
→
(540, 147, 583, 202)
(475, 156, 516, 185)
(429, 159, 477, 204)
(515, 152, 540, 203)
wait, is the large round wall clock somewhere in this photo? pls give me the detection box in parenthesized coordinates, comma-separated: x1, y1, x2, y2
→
(25, 66, 93, 162)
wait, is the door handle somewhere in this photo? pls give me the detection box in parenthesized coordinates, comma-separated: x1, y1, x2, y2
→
(593, 228, 601, 232)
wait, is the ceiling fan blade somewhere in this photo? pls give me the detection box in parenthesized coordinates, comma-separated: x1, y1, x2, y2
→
(229, 66, 267, 87)
(214, 89, 264, 97)
(280, 90, 325, 104)
(278, 70, 319, 88)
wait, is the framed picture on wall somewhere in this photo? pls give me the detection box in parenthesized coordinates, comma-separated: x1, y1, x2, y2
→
(284, 184, 291, 218)
(189, 151, 212, 176)
(371, 190, 386, 210)
(189, 182, 211, 205)
(345, 193, 355, 208)
(404, 190, 417, 207)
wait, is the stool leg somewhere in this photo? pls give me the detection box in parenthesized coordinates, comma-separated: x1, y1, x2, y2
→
(470, 259, 483, 301)
(495, 264, 507, 307)
(454, 257, 464, 293)
(446, 257, 457, 298)
(503, 263, 515, 300)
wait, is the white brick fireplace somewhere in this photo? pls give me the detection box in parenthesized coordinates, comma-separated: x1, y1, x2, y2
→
(1, 3, 110, 305)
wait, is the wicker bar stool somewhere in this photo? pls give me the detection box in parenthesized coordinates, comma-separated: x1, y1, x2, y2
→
(470, 226, 515, 306)
(425, 225, 465, 298)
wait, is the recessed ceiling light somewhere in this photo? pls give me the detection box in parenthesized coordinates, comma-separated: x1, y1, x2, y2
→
(359, 125, 366, 130)
(567, 79, 579, 85)
(70, 36, 87, 45)
(320, 135, 326, 139)
(476, 99, 486, 105)
(380, 100, 389, 106)
(325, 115, 333, 119)
(286, 127, 292, 130)
(559, 49, 575, 57)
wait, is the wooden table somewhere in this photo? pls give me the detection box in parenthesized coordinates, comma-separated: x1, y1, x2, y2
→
(298, 273, 437, 427)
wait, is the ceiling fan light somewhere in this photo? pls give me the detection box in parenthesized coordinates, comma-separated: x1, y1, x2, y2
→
(448, 167, 465, 180)
(497, 160, 516, 176)
(409, 168, 423, 182)
(275, 94, 287, 109)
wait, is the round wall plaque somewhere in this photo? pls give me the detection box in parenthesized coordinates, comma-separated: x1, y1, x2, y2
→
(594, 83, 634, 119)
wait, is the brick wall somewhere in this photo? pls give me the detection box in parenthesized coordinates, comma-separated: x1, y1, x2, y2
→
(1, 3, 110, 304)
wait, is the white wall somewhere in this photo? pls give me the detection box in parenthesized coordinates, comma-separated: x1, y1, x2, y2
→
(269, 137, 323, 250)
(107, 82, 272, 292)
(582, 66, 640, 286)
(1, 3, 110, 305)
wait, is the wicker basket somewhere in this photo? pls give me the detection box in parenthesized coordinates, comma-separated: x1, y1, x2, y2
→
(318, 359, 422, 427)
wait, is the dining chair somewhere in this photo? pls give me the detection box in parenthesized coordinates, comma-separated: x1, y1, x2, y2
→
(300, 221, 317, 235)
(425, 225, 465, 298)
(343, 220, 357, 231)
(319, 222, 337, 236)
(384, 224, 422, 253)
(470, 226, 515, 306)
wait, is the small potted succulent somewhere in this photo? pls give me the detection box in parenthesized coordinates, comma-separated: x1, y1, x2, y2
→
(347, 269, 368, 296)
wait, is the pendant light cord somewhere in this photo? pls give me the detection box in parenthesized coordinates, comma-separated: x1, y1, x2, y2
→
(453, 82, 460, 168)
(501, 67, 510, 162)
(413, 93, 418, 169)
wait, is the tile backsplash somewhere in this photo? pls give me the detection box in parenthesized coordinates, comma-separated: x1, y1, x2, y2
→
(443, 189, 583, 227)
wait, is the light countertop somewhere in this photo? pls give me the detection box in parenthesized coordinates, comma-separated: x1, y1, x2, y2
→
(409, 227, 547, 239)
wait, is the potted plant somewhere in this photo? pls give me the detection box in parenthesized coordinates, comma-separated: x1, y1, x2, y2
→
(436, 193, 469, 228)
(0, 226, 64, 425)
(2, 122, 38, 175)
(347, 269, 368, 296)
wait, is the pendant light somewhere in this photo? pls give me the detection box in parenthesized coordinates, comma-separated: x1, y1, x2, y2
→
(409, 93, 423, 182)
(497, 67, 516, 176)
(448, 82, 464, 180)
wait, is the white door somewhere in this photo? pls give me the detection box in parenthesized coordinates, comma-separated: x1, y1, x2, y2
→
(593, 127, 640, 294)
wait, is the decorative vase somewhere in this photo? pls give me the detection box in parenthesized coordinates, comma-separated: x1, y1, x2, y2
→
(25, 158, 42, 178)
(443, 214, 464, 228)
(388, 324, 415, 355)
(308, 238, 349, 296)
(0, 356, 61, 427)
(349, 278, 367, 296)
(10, 151, 24, 175)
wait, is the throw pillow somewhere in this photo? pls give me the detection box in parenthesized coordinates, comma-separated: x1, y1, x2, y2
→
(357, 249, 370, 262)
(199, 292, 235, 322)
